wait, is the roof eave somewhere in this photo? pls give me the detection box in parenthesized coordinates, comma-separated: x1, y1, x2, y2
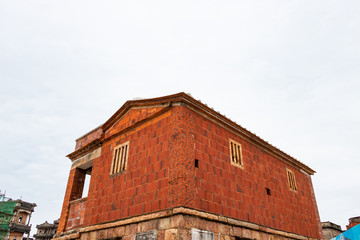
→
(68, 92, 316, 175)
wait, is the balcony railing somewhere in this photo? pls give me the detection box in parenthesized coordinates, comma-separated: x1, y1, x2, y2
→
(8, 222, 31, 233)
(66, 197, 87, 231)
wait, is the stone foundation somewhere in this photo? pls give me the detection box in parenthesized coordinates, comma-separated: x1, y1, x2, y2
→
(53, 207, 318, 240)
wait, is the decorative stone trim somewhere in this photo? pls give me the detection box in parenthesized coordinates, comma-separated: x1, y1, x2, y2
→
(71, 147, 101, 170)
(68, 197, 87, 205)
(67, 139, 102, 161)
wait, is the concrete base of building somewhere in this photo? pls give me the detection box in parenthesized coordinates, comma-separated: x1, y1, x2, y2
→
(53, 207, 319, 240)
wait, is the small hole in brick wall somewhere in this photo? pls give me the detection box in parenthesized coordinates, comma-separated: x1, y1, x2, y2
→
(266, 187, 271, 196)
(195, 159, 199, 168)
(235, 237, 252, 240)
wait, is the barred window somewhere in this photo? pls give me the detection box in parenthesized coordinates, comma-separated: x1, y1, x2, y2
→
(192, 229, 213, 240)
(229, 139, 243, 168)
(110, 141, 129, 175)
(135, 230, 157, 240)
(286, 169, 297, 191)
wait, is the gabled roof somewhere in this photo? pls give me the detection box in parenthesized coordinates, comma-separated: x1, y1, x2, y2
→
(101, 92, 188, 131)
(68, 92, 315, 175)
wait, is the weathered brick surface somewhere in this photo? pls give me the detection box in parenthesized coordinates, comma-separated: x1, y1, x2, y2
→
(81, 107, 171, 227)
(66, 198, 86, 230)
(169, 105, 196, 208)
(346, 217, 360, 230)
(75, 127, 102, 150)
(58, 93, 322, 239)
(191, 110, 321, 239)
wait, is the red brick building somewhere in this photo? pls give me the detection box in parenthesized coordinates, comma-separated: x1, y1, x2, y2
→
(54, 93, 323, 240)
(346, 216, 360, 230)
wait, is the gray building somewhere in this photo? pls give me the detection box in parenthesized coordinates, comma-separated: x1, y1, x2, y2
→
(321, 221, 343, 240)
(33, 219, 58, 240)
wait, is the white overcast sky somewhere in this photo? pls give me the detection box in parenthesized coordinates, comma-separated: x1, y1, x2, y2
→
(0, 0, 359, 233)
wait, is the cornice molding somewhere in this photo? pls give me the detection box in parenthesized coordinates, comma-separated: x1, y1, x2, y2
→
(67, 139, 102, 161)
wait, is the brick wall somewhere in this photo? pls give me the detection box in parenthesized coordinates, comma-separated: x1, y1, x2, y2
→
(168, 105, 196, 208)
(81, 108, 171, 227)
(58, 168, 86, 233)
(190, 108, 321, 239)
(75, 127, 102, 150)
(347, 217, 360, 230)
(66, 198, 87, 230)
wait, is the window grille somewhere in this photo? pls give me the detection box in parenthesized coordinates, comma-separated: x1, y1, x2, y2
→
(135, 230, 157, 240)
(110, 141, 129, 175)
(286, 169, 297, 191)
(192, 229, 213, 240)
(229, 139, 243, 168)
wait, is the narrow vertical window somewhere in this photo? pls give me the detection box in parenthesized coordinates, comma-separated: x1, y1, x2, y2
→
(229, 139, 243, 168)
(110, 141, 130, 175)
(195, 159, 199, 168)
(286, 169, 297, 191)
(82, 168, 92, 198)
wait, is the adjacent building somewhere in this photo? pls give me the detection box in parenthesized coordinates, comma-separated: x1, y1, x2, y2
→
(333, 222, 360, 240)
(8, 200, 36, 240)
(0, 195, 17, 240)
(346, 216, 360, 230)
(54, 93, 324, 240)
(321, 222, 343, 240)
(0, 194, 36, 240)
(33, 219, 59, 240)
(322, 216, 360, 240)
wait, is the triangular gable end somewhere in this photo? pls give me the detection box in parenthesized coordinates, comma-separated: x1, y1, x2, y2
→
(103, 106, 168, 139)
(101, 93, 187, 140)
(101, 92, 186, 133)
(71, 93, 186, 155)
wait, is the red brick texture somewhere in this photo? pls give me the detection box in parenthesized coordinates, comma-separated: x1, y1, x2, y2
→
(80, 107, 171, 228)
(66, 198, 86, 230)
(347, 222, 359, 230)
(191, 109, 321, 239)
(75, 127, 102, 150)
(169, 105, 196, 208)
(58, 94, 322, 239)
(347, 217, 360, 230)
(58, 168, 86, 233)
